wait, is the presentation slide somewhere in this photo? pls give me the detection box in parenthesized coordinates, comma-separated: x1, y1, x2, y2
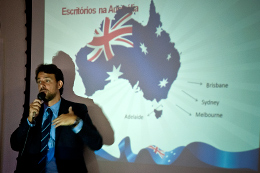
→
(37, 0, 260, 171)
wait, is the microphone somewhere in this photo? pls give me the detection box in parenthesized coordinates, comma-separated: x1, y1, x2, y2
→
(37, 92, 46, 101)
(32, 92, 46, 121)
(22, 92, 46, 156)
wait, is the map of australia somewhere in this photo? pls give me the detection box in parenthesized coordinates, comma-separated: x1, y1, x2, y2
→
(76, 0, 180, 117)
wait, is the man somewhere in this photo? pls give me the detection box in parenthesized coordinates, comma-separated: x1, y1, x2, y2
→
(10, 64, 103, 173)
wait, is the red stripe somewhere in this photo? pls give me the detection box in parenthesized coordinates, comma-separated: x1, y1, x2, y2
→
(88, 48, 102, 62)
(115, 38, 134, 47)
(88, 27, 132, 46)
(112, 13, 132, 30)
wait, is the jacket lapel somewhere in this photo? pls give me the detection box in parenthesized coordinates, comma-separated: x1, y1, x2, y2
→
(55, 98, 69, 144)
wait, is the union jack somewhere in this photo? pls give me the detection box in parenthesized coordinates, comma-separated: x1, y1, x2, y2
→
(148, 145, 165, 159)
(87, 12, 133, 62)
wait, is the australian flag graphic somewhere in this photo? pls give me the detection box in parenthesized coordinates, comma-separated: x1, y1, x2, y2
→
(76, 0, 180, 103)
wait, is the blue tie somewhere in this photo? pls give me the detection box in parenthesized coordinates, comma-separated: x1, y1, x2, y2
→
(39, 108, 53, 165)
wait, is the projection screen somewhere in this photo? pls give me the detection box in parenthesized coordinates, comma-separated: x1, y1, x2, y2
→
(31, 0, 260, 172)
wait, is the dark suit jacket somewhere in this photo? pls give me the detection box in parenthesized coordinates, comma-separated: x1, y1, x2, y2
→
(10, 98, 103, 173)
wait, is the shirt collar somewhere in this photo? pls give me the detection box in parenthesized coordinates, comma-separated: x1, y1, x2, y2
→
(44, 99, 61, 116)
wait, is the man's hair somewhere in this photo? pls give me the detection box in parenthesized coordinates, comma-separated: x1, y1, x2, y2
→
(35, 64, 64, 95)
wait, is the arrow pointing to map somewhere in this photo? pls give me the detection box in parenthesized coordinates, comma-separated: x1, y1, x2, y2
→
(188, 81, 202, 85)
(182, 90, 198, 101)
(176, 105, 191, 116)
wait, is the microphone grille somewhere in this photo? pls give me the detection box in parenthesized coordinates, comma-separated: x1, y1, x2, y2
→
(37, 92, 46, 101)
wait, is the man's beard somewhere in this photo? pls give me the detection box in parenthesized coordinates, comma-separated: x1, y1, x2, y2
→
(45, 92, 56, 102)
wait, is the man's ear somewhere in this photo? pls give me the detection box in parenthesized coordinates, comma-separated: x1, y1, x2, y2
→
(57, 80, 63, 90)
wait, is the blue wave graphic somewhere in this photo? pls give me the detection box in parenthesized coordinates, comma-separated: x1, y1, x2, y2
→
(95, 137, 259, 171)
(186, 142, 259, 171)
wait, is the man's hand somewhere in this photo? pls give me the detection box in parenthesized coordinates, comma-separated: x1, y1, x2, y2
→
(28, 99, 42, 123)
(52, 106, 77, 128)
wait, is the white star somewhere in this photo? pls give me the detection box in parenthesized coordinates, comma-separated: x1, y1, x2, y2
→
(105, 65, 123, 82)
(140, 43, 148, 55)
(155, 25, 163, 37)
(167, 53, 171, 61)
(158, 78, 168, 88)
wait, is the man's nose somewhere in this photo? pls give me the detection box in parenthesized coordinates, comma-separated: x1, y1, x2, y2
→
(39, 82, 46, 89)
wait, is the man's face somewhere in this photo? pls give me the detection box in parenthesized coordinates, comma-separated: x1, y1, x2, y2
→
(36, 72, 63, 102)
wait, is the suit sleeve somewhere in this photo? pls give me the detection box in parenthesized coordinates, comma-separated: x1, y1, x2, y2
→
(10, 117, 32, 151)
(73, 104, 103, 151)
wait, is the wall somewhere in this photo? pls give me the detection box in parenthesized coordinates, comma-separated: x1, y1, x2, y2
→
(0, 0, 27, 172)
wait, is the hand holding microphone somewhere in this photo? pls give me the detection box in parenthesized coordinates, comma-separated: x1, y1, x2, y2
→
(28, 92, 46, 123)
